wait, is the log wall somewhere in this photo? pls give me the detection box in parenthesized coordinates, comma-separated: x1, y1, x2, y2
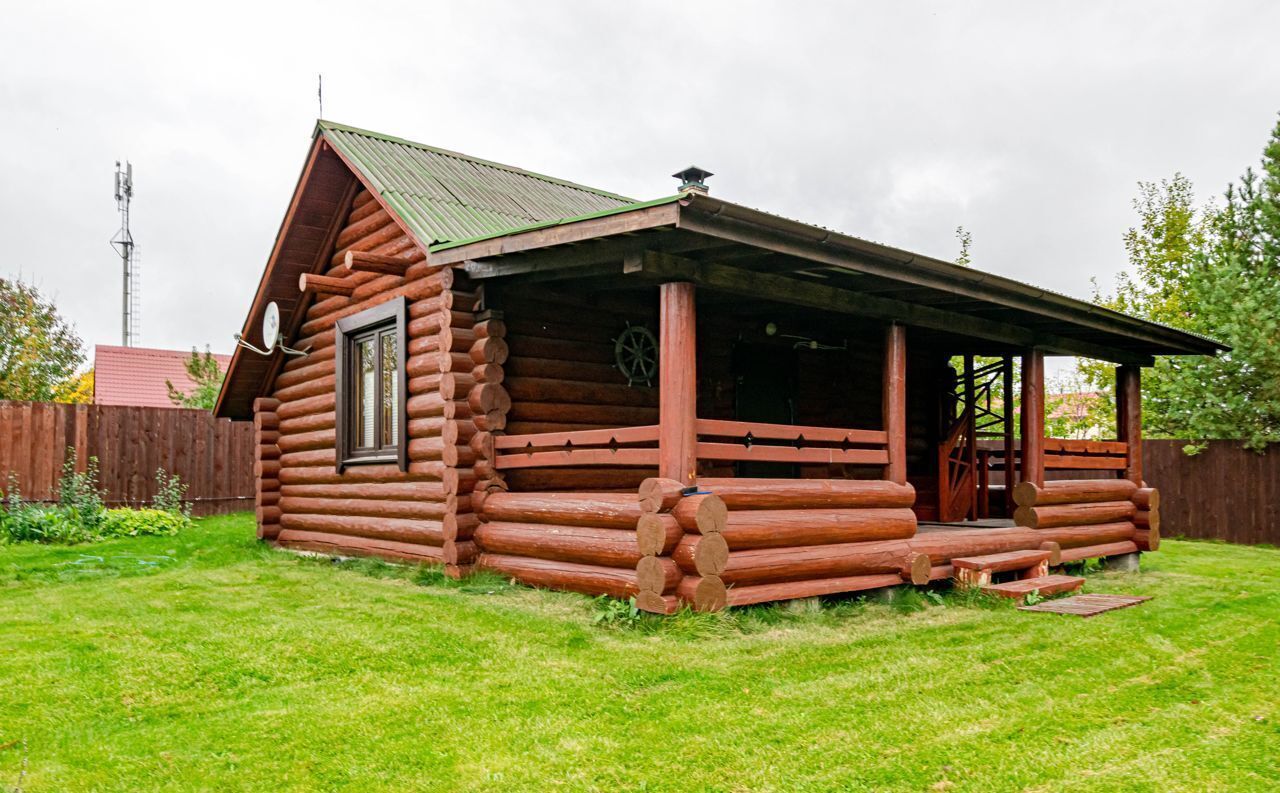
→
(269, 188, 478, 564)
(1012, 478, 1158, 559)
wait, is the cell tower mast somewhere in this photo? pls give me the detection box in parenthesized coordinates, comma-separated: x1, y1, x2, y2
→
(110, 161, 138, 346)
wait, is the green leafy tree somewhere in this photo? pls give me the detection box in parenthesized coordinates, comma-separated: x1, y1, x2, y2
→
(166, 347, 224, 410)
(0, 278, 86, 402)
(1079, 114, 1280, 449)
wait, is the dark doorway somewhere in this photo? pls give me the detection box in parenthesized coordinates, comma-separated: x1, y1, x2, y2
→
(732, 342, 800, 478)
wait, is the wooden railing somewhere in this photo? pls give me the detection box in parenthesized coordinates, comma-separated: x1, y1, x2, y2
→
(492, 419, 889, 470)
(493, 425, 660, 469)
(1043, 438, 1128, 470)
(977, 438, 1129, 471)
(695, 419, 889, 466)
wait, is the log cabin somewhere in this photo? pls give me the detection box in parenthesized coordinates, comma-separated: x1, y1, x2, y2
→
(215, 121, 1225, 612)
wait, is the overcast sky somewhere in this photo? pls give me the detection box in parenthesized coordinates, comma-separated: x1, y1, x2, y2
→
(3, 1, 1278, 377)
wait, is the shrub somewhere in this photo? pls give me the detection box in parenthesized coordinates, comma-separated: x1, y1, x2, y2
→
(152, 468, 191, 518)
(1, 503, 101, 544)
(56, 449, 105, 530)
(99, 508, 186, 538)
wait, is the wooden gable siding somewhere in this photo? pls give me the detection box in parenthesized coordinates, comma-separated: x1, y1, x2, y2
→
(259, 188, 480, 570)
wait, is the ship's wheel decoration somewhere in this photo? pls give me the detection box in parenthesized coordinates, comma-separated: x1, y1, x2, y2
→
(614, 323, 658, 386)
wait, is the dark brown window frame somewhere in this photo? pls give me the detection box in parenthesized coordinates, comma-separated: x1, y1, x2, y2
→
(334, 297, 408, 473)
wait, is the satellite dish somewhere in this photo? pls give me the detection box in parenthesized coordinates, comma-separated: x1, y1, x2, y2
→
(262, 302, 280, 350)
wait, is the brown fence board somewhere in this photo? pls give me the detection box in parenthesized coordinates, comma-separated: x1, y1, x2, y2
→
(1143, 439, 1280, 545)
(0, 400, 254, 517)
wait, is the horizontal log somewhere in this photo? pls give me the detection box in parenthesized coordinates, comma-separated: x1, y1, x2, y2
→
(902, 551, 930, 585)
(671, 494, 728, 534)
(1014, 500, 1136, 529)
(280, 513, 445, 545)
(442, 511, 480, 543)
(635, 555, 683, 593)
(719, 508, 917, 550)
(274, 373, 336, 404)
(504, 356, 628, 385)
(255, 459, 281, 479)
(697, 478, 916, 510)
(345, 249, 414, 275)
(259, 490, 281, 507)
(253, 397, 281, 413)
(1133, 525, 1160, 552)
(442, 540, 478, 566)
(279, 496, 448, 521)
(509, 401, 658, 426)
(279, 411, 336, 436)
(505, 377, 658, 407)
(1033, 521, 1137, 549)
(1132, 487, 1159, 511)
(1057, 540, 1139, 564)
(276, 393, 335, 421)
(479, 491, 644, 529)
(1133, 509, 1160, 533)
(717, 539, 914, 586)
(1012, 479, 1139, 507)
(256, 444, 281, 462)
(279, 448, 335, 469)
(254, 411, 279, 432)
(300, 272, 355, 297)
(277, 429, 335, 454)
(470, 337, 509, 366)
(472, 522, 644, 567)
(280, 481, 449, 501)
(676, 575, 727, 612)
(274, 358, 336, 392)
(276, 529, 445, 564)
(725, 573, 905, 607)
(278, 463, 442, 485)
(256, 505, 281, 525)
(478, 553, 641, 599)
(635, 513, 683, 556)
(671, 532, 729, 576)
(503, 467, 656, 492)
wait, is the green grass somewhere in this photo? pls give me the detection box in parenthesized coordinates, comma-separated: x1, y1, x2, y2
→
(1, 514, 1278, 792)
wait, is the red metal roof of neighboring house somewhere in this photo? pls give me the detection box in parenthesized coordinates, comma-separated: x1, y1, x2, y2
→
(94, 345, 232, 408)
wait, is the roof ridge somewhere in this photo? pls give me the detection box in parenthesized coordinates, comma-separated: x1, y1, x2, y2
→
(316, 119, 635, 205)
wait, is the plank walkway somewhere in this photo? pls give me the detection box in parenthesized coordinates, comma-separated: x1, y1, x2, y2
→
(1019, 593, 1152, 617)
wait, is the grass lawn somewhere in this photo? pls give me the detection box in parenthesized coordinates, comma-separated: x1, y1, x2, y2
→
(1, 513, 1277, 792)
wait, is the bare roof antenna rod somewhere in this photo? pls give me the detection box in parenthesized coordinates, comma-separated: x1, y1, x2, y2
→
(318, 73, 323, 119)
(110, 161, 139, 346)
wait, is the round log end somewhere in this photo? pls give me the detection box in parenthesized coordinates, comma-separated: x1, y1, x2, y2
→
(693, 532, 730, 577)
(1012, 481, 1041, 508)
(636, 556, 672, 593)
(1039, 540, 1062, 566)
(903, 551, 930, 585)
(694, 495, 729, 535)
(639, 477, 684, 513)
(635, 591, 677, 615)
(693, 575, 727, 613)
(635, 513, 674, 556)
(1013, 505, 1038, 529)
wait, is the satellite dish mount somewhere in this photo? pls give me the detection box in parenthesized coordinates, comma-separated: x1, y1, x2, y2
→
(234, 301, 310, 358)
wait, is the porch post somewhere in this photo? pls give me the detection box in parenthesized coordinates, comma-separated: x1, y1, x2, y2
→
(1020, 349, 1045, 487)
(658, 282, 698, 484)
(882, 323, 907, 484)
(1117, 364, 1142, 484)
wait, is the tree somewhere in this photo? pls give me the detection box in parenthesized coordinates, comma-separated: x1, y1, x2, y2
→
(55, 369, 94, 404)
(1079, 114, 1280, 449)
(0, 278, 86, 402)
(166, 348, 225, 410)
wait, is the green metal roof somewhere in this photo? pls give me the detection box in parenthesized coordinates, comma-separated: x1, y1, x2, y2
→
(318, 120, 637, 246)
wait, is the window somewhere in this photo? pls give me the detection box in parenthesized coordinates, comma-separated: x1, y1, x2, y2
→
(335, 298, 407, 471)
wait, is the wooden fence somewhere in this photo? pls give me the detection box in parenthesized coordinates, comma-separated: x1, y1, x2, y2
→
(1144, 439, 1280, 546)
(0, 401, 254, 516)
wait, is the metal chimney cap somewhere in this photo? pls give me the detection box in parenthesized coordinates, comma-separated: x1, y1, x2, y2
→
(673, 165, 713, 194)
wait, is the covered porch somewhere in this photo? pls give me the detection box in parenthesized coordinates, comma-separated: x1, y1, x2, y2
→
(441, 193, 1201, 610)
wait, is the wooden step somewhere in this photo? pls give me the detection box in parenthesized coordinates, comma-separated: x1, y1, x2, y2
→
(982, 574, 1084, 599)
(952, 549, 1051, 573)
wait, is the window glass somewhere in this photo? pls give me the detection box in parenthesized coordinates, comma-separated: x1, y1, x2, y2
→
(380, 330, 398, 447)
(357, 336, 377, 448)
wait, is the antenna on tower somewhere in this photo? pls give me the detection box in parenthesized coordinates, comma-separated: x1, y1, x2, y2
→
(318, 73, 323, 118)
(110, 161, 139, 346)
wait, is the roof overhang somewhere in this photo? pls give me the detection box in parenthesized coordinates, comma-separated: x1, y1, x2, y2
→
(439, 192, 1226, 363)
